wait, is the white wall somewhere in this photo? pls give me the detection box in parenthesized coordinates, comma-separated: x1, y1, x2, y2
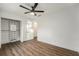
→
(36, 4, 79, 52)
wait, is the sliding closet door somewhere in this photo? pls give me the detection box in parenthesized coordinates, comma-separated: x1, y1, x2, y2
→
(10, 20, 20, 42)
(1, 18, 10, 44)
(1, 18, 20, 44)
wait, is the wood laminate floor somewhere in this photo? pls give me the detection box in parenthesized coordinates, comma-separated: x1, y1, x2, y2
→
(0, 40, 79, 56)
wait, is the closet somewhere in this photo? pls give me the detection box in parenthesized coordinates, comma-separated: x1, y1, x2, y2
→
(1, 18, 20, 44)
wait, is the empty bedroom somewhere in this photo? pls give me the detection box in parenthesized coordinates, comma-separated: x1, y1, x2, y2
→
(0, 3, 79, 56)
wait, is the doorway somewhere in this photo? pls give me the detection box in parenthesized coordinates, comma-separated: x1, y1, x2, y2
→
(24, 20, 38, 41)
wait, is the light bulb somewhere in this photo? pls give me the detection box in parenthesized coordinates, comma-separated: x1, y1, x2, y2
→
(30, 12, 34, 15)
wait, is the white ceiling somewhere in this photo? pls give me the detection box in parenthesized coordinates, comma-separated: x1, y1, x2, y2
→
(0, 3, 78, 17)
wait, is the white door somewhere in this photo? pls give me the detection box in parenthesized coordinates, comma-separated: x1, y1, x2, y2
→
(1, 18, 10, 44)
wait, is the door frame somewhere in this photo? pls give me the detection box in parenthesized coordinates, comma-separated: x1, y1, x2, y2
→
(0, 17, 1, 48)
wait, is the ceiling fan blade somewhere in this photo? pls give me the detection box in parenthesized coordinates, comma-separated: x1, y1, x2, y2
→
(24, 12, 31, 14)
(32, 3, 38, 11)
(34, 10, 44, 12)
(20, 5, 31, 11)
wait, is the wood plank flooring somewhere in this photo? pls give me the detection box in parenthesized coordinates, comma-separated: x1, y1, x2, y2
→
(0, 40, 79, 56)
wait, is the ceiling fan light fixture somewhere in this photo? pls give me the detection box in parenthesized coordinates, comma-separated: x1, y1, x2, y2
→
(30, 12, 34, 15)
(20, 3, 44, 16)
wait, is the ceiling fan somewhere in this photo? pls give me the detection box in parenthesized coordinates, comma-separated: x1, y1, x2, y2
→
(19, 3, 44, 16)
